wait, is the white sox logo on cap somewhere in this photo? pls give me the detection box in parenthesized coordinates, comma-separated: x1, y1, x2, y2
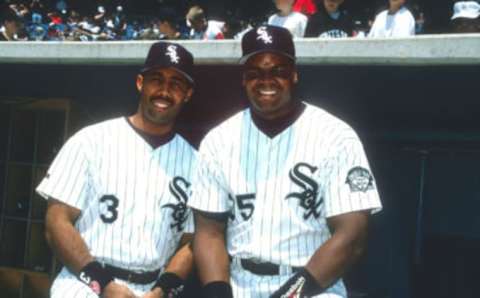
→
(256, 26, 273, 44)
(166, 45, 180, 64)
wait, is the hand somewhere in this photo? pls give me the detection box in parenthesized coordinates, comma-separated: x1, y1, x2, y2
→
(142, 287, 164, 298)
(102, 282, 137, 298)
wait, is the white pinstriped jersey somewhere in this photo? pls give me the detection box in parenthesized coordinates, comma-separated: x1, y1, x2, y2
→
(189, 102, 382, 297)
(37, 117, 196, 273)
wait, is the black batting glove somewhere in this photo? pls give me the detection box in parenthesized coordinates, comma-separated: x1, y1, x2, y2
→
(152, 272, 185, 298)
(77, 261, 114, 296)
(270, 268, 325, 298)
(203, 281, 233, 298)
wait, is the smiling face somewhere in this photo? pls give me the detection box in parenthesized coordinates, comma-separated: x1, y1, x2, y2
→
(136, 67, 193, 126)
(242, 52, 298, 120)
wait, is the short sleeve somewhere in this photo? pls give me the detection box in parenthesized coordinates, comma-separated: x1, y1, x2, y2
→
(324, 133, 382, 218)
(183, 207, 194, 233)
(36, 130, 92, 211)
(188, 135, 233, 214)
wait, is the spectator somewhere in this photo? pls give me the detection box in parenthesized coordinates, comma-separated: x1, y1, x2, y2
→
(157, 7, 188, 40)
(268, 0, 308, 38)
(186, 5, 224, 40)
(9, 2, 30, 19)
(27, 11, 47, 40)
(29, 0, 45, 18)
(451, 1, 480, 33)
(305, 0, 353, 38)
(368, 0, 415, 37)
(293, 0, 318, 16)
(0, 9, 21, 41)
(222, 18, 245, 39)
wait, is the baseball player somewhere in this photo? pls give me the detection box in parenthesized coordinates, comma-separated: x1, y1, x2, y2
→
(188, 25, 382, 298)
(36, 42, 198, 298)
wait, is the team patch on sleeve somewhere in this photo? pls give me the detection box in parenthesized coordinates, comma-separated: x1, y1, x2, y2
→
(345, 167, 374, 193)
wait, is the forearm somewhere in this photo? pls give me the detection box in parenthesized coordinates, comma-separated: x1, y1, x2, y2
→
(305, 232, 365, 288)
(45, 200, 93, 273)
(193, 211, 230, 284)
(305, 211, 369, 288)
(164, 235, 194, 280)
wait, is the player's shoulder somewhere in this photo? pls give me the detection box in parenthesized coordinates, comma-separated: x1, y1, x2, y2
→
(67, 117, 125, 145)
(77, 116, 124, 136)
(303, 102, 359, 138)
(201, 109, 247, 145)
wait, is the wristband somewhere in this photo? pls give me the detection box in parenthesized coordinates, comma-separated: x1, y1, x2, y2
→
(300, 268, 326, 296)
(203, 281, 233, 298)
(270, 268, 325, 298)
(153, 272, 185, 297)
(77, 261, 114, 296)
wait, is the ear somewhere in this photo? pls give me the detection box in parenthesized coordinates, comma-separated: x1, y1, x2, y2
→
(136, 74, 144, 93)
(292, 71, 298, 84)
(184, 87, 194, 103)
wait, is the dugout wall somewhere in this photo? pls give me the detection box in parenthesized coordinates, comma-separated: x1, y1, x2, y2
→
(0, 36, 480, 298)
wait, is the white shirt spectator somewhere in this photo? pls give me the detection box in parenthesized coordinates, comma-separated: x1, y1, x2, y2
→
(268, 11, 308, 38)
(368, 6, 415, 38)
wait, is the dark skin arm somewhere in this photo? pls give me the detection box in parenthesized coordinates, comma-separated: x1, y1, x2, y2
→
(45, 198, 136, 298)
(304, 210, 370, 288)
(192, 210, 230, 285)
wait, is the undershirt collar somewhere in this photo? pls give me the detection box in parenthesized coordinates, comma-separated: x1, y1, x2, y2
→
(251, 101, 306, 138)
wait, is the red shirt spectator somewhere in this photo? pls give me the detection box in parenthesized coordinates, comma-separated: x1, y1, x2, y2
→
(292, 0, 318, 16)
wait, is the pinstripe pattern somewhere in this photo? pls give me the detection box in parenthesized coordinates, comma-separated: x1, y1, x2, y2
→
(189, 102, 382, 297)
(37, 117, 197, 297)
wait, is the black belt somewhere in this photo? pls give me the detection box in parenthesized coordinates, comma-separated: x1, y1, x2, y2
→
(104, 264, 160, 284)
(240, 259, 302, 276)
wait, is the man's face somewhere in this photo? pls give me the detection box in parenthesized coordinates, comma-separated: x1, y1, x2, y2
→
(323, 0, 344, 13)
(243, 52, 298, 119)
(389, 0, 405, 9)
(191, 17, 207, 32)
(136, 67, 193, 126)
(158, 21, 170, 34)
(274, 0, 295, 12)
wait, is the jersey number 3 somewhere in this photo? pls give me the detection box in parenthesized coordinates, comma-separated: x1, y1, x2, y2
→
(100, 195, 119, 223)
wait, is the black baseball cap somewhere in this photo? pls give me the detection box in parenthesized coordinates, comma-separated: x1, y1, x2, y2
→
(240, 25, 295, 64)
(141, 42, 194, 84)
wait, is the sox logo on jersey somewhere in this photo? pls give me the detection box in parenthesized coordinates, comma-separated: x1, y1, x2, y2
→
(286, 162, 322, 220)
(163, 176, 191, 232)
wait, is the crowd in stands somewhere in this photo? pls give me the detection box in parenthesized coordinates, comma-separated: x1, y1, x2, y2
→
(1, 0, 479, 41)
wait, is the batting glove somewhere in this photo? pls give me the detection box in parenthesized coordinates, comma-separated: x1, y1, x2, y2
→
(270, 268, 325, 298)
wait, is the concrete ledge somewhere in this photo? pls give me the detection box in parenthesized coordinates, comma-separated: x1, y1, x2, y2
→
(0, 34, 479, 65)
